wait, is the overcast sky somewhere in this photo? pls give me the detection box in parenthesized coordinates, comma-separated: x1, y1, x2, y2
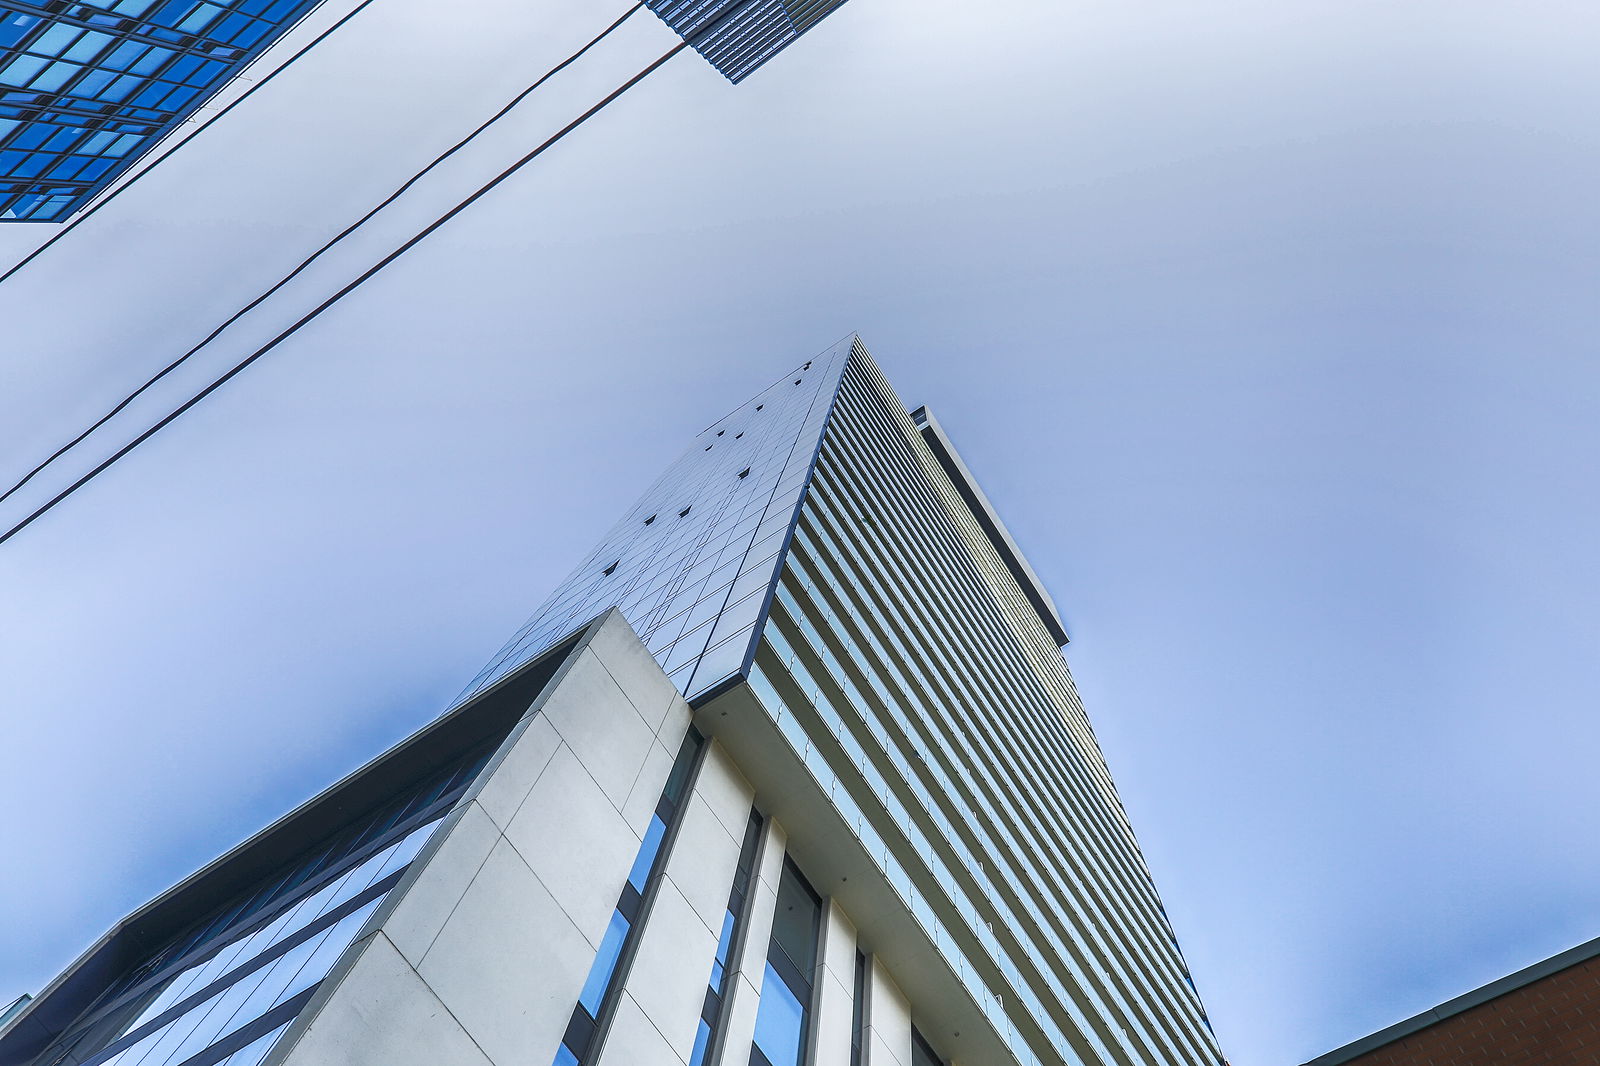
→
(3, 2, 1599, 1065)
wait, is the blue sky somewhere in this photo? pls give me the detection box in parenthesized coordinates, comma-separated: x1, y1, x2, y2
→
(3, 2, 1599, 1065)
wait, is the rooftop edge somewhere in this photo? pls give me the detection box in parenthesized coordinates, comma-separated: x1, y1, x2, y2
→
(1303, 933, 1600, 1066)
(910, 405, 1070, 647)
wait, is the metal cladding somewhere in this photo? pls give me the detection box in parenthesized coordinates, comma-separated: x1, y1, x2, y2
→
(0, 0, 321, 222)
(646, 0, 851, 83)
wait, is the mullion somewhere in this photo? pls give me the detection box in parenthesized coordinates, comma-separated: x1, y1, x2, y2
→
(57, 744, 492, 1055)
(82, 794, 456, 1029)
(165, 985, 317, 1066)
(4, 5, 248, 60)
(78, 868, 406, 1066)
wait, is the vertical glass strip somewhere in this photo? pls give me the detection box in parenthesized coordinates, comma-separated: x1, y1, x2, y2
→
(849, 950, 866, 1066)
(748, 860, 822, 1066)
(688, 808, 764, 1066)
(553, 727, 705, 1065)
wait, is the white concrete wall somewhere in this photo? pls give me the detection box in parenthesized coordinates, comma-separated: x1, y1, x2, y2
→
(864, 956, 913, 1066)
(812, 901, 859, 1066)
(268, 610, 691, 1066)
(262, 609, 944, 1066)
(593, 740, 755, 1066)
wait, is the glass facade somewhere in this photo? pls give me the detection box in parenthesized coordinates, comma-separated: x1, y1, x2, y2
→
(0, 0, 320, 221)
(29, 747, 490, 1066)
(458, 336, 856, 709)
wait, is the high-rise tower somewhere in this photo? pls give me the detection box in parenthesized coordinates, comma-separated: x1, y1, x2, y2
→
(0, 338, 1223, 1066)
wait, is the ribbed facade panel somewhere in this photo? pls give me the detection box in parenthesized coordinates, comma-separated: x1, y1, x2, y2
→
(645, 0, 850, 83)
(743, 350, 1223, 1065)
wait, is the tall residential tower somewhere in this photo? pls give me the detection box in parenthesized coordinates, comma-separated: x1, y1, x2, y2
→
(0, 338, 1223, 1066)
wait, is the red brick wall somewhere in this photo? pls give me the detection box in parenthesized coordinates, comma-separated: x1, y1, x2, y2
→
(1341, 955, 1600, 1065)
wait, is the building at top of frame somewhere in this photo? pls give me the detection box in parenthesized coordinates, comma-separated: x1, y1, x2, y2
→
(0, 0, 323, 222)
(0, 0, 852, 222)
(1, 338, 1224, 1066)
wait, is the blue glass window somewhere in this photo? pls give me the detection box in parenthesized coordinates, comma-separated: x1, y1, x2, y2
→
(747, 860, 821, 1066)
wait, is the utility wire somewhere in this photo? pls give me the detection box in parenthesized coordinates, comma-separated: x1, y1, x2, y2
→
(0, 41, 688, 548)
(0, 0, 383, 290)
(0, 2, 645, 510)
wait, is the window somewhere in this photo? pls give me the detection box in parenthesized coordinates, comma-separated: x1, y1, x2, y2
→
(748, 860, 821, 1066)
(39, 748, 492, 1066)
(849, 951, 866, 1066)
(911, 1025, 944, 1066)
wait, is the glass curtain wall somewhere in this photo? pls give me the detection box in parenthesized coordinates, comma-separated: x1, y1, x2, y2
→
(34, 748, 492, 1066)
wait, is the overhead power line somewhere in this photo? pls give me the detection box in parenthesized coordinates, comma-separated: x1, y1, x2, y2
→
(0, 39, 687, 549)
(0, 2, 646, 512)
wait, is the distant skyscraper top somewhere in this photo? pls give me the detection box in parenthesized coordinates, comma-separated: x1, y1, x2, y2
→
(648, 0, 853, 82)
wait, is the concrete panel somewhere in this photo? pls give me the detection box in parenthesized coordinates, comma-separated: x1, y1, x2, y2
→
(665, 795, 743, 935)
(274, 933, 491, 1066)
(813, 902, 859, 1066)
(586, 611, 682, 734)
(381, 800, 500, 969)
(865, 958, 912, 1066)
(622, 737, 677, 835)
(417, 838, 593, 1066)
(693, 741, 758, 844)
(658, 692, 694, 748)
(502, 743, 641, 945)
(537, 648, 656, 809)
(710, 970, 762, 1066)
(612, 879, 718, 1062)
(472, 714, 560, 832)
(819, 899, 859, 991)
(815, 965, 858, 1066)
(594, 993, 684, 1066)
